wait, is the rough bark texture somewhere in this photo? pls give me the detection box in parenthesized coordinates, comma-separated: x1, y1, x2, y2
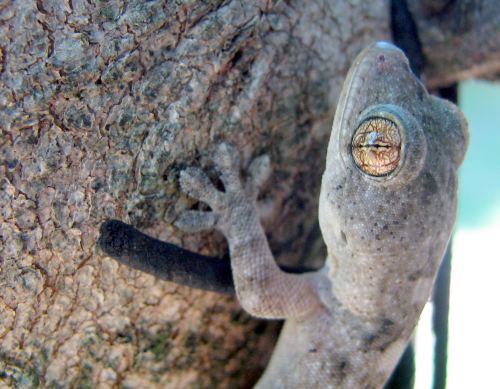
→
(0, 1, 498, 388)
(408, 0, 500, 88)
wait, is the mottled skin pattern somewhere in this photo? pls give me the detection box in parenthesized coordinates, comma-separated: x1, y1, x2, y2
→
(177, 42, 468, 388)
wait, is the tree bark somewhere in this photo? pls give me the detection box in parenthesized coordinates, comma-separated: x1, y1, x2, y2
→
(0, 1, 498, 388)
(408, 0, 500, 88)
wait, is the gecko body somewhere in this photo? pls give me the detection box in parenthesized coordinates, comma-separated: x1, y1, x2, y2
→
(176, 42, 468, 388)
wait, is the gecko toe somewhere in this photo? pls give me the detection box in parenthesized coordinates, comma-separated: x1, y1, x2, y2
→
(248, 154, 271, 197)
(175, 210, 218, 232)
(179, 167, 222, 207)
(214, 143, 240, 170)
(213, 143, 243, 193)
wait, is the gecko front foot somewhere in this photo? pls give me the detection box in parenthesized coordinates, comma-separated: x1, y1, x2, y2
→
(175, 143, 270, 235)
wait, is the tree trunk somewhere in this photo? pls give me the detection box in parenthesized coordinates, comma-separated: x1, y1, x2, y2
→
(0, 1, 498, 388)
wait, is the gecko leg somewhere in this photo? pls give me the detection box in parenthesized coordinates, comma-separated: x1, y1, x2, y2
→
(99, 219, 319, 294)
(176, 143, 321, 319)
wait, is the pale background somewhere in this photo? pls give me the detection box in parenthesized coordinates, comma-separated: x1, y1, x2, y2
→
(415, 79, 500, 388)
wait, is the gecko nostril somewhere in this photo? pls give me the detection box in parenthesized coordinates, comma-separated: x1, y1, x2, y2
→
(340, 230, 347, 244)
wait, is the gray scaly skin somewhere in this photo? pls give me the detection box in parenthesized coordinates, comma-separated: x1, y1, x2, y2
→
(176, 42, 468, 388)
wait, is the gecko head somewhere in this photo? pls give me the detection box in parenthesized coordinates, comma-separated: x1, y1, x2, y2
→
(318, 42, 468, 320)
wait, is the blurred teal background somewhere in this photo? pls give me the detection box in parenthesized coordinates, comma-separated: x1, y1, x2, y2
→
(446, 79, 500, 388)
(457, 80, 500, 227)
(414, 79, 500, 389)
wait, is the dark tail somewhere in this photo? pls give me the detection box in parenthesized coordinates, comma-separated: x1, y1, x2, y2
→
(98, 219, 235, 294)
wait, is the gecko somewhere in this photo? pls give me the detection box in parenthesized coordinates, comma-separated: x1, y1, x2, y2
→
(99, 41, 468, 388)
(173, 41, 468, 388)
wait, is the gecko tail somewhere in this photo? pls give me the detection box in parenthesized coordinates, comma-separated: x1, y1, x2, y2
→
(98, 219, 235, 295)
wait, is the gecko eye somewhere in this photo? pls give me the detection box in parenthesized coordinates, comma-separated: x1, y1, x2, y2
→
(351, 117, 401, 176)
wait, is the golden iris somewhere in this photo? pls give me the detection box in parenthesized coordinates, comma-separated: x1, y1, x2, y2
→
(351, 117, 401, 176)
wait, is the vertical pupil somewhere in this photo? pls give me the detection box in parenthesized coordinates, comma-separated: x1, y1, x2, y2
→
(351, 117, 402, 176)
